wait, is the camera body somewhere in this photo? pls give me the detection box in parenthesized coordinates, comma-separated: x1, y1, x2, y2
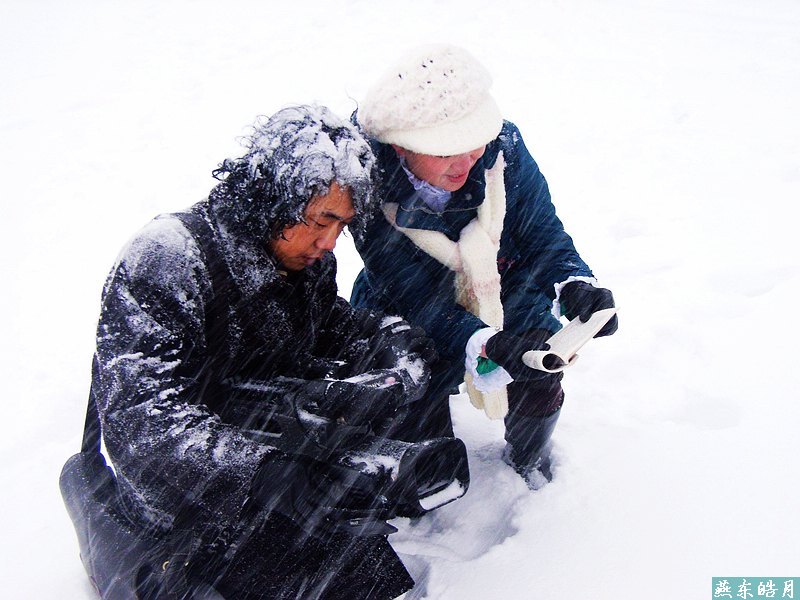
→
(219, 374, 470, 533)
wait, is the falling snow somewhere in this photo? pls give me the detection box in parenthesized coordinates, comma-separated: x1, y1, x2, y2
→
(3, 1, 799, 598)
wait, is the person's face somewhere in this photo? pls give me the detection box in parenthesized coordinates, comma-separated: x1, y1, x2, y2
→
(392, 145, 487, 192)
(269, 182, 356, 271)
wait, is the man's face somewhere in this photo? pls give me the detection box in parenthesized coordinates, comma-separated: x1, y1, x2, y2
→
(392, 145, 487, 192)
(269, 182, 356, 271)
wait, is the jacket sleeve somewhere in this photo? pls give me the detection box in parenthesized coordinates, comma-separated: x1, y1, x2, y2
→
(92, 218, 276, 529)
(500, 122, 593, 296)
(353, 213, 486, 361)
(311, 255, 432, 400)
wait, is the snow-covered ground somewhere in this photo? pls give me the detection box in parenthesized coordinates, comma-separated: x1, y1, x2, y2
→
(2, 1, 799, 598)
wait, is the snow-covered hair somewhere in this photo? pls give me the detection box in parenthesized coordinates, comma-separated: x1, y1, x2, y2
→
(210, 105, 376, 242)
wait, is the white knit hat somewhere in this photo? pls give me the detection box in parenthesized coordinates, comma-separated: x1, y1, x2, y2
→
(358, 44, 503, 156)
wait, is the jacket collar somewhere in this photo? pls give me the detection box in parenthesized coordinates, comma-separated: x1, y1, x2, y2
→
(201, 198, 326, 298)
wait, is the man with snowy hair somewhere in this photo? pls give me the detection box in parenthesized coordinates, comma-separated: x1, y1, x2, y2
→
(352, 45, 619, 488)
(83, 105, 440, 598)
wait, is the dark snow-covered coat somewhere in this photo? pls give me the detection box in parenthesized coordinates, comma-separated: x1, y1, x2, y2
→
(351, 120, 593, 362)
(91, 198, 425, 536)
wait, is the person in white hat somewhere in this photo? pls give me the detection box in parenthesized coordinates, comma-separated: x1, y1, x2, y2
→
(351, 44, 618, 488)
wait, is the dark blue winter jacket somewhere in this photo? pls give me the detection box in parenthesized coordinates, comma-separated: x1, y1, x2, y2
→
(351, 121, 593, 362)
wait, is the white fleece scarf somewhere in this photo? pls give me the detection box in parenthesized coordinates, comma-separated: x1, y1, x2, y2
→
(382, 152, 509, 419)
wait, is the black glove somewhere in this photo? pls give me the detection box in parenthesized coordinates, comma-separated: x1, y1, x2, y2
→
(484, 329, 554, 381)
(356, 321, 435, 405)
(373, 321, 438, 368)
(310, 380, 402, 428)
(559, 281, 618, 337)
(400, 325, 438, 365)
(344, 314, 438, 387)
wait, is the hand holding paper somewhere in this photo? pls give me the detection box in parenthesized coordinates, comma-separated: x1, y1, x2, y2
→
(522, 308, 618, 373)
(559, 281, 618, 337)
(483, 328, 553, 382)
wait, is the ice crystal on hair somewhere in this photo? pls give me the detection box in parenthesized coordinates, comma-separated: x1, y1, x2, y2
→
(209, 105, 376, 245)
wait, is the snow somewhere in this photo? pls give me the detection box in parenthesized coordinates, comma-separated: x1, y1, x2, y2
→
(237, 104, 374, 222)
(395, 355, 428, 386)
(339, 448, 402, 479)
(417, 480, 466, 513)
(2, 0, 799, 598)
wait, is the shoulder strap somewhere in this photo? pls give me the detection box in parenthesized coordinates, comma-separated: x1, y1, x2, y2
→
(81, 364, 102, 453)
(80, 207, 239, 453)
(173, 207, 240, 356)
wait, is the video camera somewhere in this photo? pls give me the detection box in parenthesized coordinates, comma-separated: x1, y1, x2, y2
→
(218, 372, 470, 535)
